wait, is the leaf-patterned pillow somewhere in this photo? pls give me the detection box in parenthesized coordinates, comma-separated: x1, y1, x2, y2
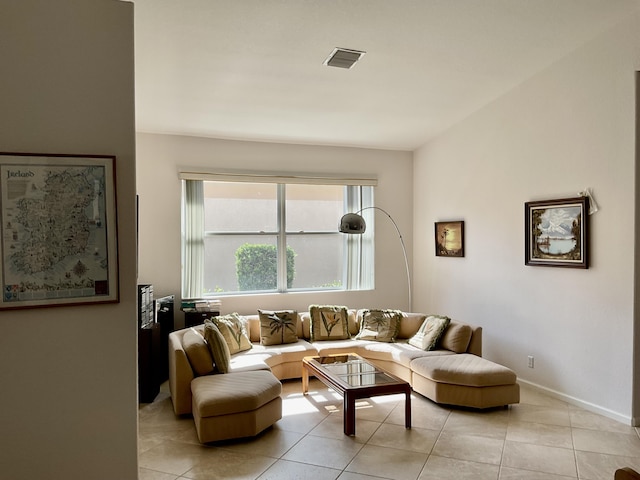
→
(355, 309, 402, 342)
(258, 310, 298, 345)
(309, 305, 350, 341)
(408, 315, 450, 351)
(211, 313, 252, 354)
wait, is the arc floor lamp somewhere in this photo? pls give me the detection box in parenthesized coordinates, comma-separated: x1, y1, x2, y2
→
(339, 207, 412, 311)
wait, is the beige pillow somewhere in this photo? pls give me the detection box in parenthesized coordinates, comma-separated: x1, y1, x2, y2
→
(203, 321, 231, 374)
(347, 309, 359, 335)
(440, 322, 472, 353)
(408, 315, 450, 351)
(212, 313, 252, 354)
(355, 309, 402, 342)
(397, 312, 427, 339)
(182, 328, 214, 376)
(300, 312, 312, 339)
(258, 309, 298, 345)
(309, 305, 350, 341)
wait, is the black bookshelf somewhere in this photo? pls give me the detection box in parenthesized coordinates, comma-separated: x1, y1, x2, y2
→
(155, 295, 175, 383)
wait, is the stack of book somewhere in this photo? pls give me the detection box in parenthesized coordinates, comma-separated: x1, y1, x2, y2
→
(181, 298, 221, 314)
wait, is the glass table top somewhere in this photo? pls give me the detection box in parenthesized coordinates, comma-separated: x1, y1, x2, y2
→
(309, 354, 399, 387)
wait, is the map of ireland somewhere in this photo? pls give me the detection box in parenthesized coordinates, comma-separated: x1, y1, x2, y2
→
(0, 155, 117, 308)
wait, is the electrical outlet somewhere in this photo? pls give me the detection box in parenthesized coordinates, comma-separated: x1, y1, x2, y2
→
(528, 355, 534, 368)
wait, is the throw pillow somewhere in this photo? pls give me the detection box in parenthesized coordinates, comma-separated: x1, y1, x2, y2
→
(355, 309, 402, 342)
(182, 328, 214, 376)
(212, 313, 252, 355)
(347, 309, 359, 336)
(203, 321, 231, 374)
(398, 312, 427, 339)
(309, 305, 350, 341)
(258, 309, 298, 345)
(408, 315, 451, 351)
(440, 322, 472, 353)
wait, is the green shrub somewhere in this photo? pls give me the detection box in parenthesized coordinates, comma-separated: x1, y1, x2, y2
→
(235, 244, 295, 290)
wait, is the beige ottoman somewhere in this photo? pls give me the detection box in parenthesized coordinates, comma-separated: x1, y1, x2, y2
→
(410, 353, 519, 409)
(191, 370, 282, 443)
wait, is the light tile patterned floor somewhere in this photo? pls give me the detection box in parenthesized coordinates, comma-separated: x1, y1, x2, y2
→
(138, 380, 640, 480)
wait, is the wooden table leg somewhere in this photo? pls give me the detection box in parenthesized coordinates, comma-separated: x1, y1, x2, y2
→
(344, 392, 356, 436)
(302, 364, 309, 394)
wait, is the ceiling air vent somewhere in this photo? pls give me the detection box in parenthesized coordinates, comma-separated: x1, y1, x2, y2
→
(324, 47, 366, 69)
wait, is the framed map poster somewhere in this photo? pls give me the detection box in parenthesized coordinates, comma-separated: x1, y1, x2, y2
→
(0, 153, 119, 309)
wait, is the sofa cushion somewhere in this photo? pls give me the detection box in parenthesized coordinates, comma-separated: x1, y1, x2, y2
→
(203, 321, 231, 374)
(361, 340, 455, 367)
(213, 313, 252, 354)
(408, 315, 450, 351)
(411, 353, 517, 387)
(183, 328, 214, 376)
(355, 309, 402, 342)
(311, 338, 372, 357)
(191, 370, 282, 418)
(252, 340, 318, 368)
(397, 312, 427, 339)
(228, 354, 271, 373)
(258, 309, 299, 345)
(309, 305, 350, 341)
(440, 321, 472, 353)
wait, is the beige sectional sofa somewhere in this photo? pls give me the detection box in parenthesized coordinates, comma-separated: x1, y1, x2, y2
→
(168, 310, 519, 442)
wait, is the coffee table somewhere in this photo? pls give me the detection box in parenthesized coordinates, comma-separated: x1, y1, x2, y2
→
(302, 353, 411, 436)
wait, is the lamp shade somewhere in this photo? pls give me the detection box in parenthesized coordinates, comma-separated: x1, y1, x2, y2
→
(339, 213, 367, 234)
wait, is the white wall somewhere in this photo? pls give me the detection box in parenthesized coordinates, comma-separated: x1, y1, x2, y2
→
(136, 134, 413, 328)
(414, 13, 640, 423)
(0, 1, 138, 479)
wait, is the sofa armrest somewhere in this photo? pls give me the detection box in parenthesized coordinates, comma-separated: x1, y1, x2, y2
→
(168, 331, 196, 415)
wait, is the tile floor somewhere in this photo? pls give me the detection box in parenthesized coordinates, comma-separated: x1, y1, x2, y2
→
(139, 379, 640, 480)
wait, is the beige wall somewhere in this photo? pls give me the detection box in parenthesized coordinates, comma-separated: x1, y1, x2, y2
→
(0, 1, 138, 478)
(136, 133, 413, 328)
(414, 13, 640, 423)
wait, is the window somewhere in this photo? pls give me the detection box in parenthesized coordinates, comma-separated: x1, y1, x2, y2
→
(181, 175, 374, 298)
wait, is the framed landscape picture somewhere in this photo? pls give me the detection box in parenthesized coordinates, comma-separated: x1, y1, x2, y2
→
(0, 153, 119, 309)
(435, 221, 464, 257)
(525, 196, 589, 269)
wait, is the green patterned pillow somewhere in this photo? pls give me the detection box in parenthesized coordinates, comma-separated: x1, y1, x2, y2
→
(309, 305, 350, 341)
(212, 313, 252, 354)
(355, 309, 402, 342)
(408, 315, 451, 351)
(203, 321, 231, 374)
(258, 309, 298, 345)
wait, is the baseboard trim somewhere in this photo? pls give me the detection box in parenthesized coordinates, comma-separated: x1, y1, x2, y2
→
(518, 379, 635, 426)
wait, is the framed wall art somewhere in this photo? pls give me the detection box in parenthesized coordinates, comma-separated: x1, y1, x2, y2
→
(435, 221, 464, 257)
(525, 196, 589, 269)
(0, 152, 119, 309)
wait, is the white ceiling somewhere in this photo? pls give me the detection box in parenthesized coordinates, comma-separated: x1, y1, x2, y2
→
(134, 0, 640, 151)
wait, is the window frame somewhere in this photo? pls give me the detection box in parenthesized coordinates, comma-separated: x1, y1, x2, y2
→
(180, 172, 376, 298)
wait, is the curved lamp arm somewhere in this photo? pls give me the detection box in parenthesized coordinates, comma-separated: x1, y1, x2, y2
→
(339, 206, 412, 311)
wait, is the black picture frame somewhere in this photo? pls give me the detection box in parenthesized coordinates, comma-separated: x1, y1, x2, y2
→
(525, 196, 589, 269)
